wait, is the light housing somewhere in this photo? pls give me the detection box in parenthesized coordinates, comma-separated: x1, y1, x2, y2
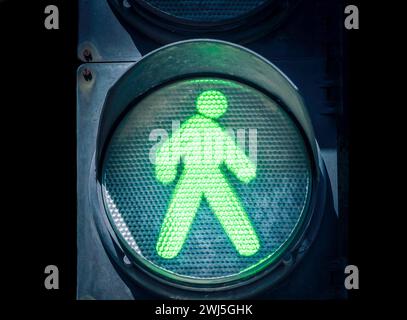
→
(89, 40, 330, 299)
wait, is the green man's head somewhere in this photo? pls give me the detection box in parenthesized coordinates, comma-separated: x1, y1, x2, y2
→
(196, 90, 228, 119)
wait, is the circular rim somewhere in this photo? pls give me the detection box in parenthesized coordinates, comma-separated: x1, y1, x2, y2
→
(91, 40, 329, 299)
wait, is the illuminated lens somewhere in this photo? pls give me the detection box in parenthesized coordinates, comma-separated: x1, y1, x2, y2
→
(102, 78, 312, 284)
(141, 0, 268, 23)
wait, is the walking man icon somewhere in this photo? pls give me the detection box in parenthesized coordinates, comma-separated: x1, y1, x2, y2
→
(155, 90, 260, 259)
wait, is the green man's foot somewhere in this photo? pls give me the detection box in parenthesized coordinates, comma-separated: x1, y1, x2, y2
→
(203, 172, 260, 256)
(156, 173, 203, 259)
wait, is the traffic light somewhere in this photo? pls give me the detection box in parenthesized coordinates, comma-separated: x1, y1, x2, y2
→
(77, 0, 346, 300)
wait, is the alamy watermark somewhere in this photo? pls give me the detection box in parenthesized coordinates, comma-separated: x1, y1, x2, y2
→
(149, 120, 258, 167)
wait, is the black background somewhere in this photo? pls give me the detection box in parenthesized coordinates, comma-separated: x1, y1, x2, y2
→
(0, 0, 392, 315)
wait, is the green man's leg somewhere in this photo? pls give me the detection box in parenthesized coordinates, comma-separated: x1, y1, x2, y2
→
(204, 172, 260, 256)
(156, 172, 203, 259)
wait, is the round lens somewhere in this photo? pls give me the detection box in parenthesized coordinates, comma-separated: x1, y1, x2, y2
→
(101, 77, 312, 285)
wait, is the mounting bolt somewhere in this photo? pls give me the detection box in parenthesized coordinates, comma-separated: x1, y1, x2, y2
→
(123, 0, 131, 8)
(123, 255, 132, 265)
(282, 253, 293, 265)
(82, 48, 93, 62)
(82, 68, 93, 82)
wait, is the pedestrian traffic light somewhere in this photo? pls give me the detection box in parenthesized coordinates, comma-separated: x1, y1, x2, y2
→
(78, 0, 346, 300)
(79, 39, 337, 298)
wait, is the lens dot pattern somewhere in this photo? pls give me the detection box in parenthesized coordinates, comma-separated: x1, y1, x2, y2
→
(141, 0, 269, 23)
(101, 78, 312, 283)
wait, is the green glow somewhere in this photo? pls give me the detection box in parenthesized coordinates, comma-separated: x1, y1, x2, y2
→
(155, 90, 259, 259)
(196, 90, 228, 119)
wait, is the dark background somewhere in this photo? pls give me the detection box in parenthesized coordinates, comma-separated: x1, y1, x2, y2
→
(0, 0, 390, 314)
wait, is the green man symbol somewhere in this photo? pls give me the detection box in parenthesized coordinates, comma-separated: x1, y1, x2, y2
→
(155, 90, 260, 259)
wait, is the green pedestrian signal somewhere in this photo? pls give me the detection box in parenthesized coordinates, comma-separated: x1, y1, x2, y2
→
(155, 90, 260, 259)
(92, 40, 331, 297)
(101, 76, 312, 286)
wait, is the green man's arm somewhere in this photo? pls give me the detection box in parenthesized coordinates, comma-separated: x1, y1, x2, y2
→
(155, 127, 184, 184)
(223, 131, 256, 184)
